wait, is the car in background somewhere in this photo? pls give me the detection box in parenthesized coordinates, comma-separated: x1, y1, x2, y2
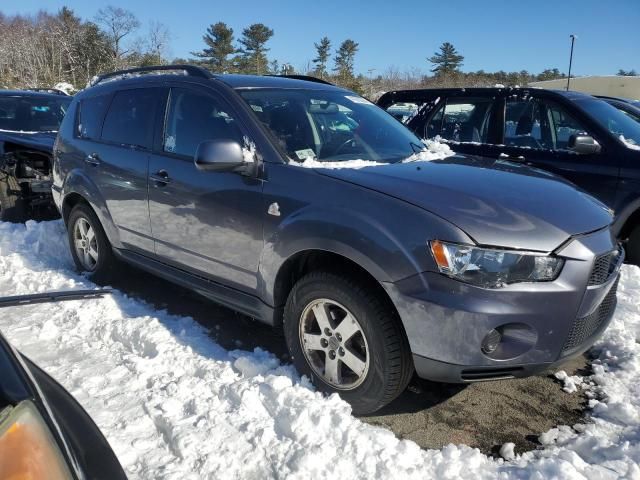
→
(0, 289, 125, 480)
(0, 89, 71, 222)
(378, 87, 640, 263)
(596, 95, 640, 123)
(53, 66, 620, 414)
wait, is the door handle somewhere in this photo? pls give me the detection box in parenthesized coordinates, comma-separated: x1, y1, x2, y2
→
(84, 153, 101, 166)
(150, 170, 171, 185)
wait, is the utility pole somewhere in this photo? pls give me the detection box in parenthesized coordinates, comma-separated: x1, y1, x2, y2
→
(566, 34, 577, 91)
(367, 68, 376, 99)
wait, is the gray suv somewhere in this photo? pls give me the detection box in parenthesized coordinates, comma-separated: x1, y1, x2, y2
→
(53, 66, 622, 414)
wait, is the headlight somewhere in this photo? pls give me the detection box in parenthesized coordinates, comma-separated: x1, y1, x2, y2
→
(0, 400, 73, 479)
(430, 240, 564, 288)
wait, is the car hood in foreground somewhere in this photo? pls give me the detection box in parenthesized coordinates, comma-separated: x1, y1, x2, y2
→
(316, 155, 613, 252)
(0, 131, 56, 152)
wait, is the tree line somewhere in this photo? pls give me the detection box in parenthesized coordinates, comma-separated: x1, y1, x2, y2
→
(0, 6, 636, 98)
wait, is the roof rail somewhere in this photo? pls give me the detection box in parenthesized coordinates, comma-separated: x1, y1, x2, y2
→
(265, 74, 334, 86)
(24, 88, 70, 96)
(91, 64, 213, 87)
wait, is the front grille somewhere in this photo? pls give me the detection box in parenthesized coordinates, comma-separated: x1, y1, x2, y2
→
(562, 276, 619, 354)
(588, 248, 621, 286)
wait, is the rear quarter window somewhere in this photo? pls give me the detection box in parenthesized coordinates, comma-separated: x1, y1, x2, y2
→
(77, 94, 111, 140)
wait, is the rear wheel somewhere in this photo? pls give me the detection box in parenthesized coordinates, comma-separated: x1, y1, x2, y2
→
(0, 174, 26, 223)
(67, 203, 116, 282)
(627, 225, 640, 265)
(283, 271, 413, 414)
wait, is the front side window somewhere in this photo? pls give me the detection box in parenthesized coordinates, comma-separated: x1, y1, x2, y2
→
(0, 96, 70, 132)
(427, 98, 493, 143)
(163, 88, 243, 158)
(547, 104, 590, 150)
(101, 88, 160, 149)
(239, 89, 422, 163)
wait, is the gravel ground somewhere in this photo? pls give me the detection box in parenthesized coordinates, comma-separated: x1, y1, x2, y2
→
(105, 262, 587, 456)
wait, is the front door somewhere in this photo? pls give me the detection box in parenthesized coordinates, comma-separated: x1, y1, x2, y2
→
(497, 93, 619, 208)
(147, 86, 264, 293)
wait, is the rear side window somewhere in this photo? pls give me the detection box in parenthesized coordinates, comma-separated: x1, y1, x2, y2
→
(101, 88, 160, 149)
(427, 97, 494, 143)
(77, 94, 110, 140)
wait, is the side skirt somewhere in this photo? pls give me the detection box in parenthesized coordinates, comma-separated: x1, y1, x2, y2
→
(112, 248, 276, 326)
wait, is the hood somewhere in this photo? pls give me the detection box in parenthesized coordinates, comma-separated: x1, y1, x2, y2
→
(316, 155, 613, 252)
(0, 131, 56, 152)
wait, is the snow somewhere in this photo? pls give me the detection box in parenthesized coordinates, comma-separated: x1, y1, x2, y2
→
(499, 443, 516, 461)
(291, 138, 454, 169)
(53, 82, 75, 95)
(1, 220, 640, 479)
(554, 370, 583, 394)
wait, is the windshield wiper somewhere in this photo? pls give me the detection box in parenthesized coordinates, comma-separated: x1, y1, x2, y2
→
(0, 289, 112, 308)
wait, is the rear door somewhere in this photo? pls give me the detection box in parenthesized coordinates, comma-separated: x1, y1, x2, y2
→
(147, 84, 264, 294)
(76, 87, 164, 253)
(497, 92, 619, 207)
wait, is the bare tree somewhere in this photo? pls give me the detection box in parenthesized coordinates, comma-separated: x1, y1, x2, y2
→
(145, 21, 171, 64)
(95, 6, 140, 69)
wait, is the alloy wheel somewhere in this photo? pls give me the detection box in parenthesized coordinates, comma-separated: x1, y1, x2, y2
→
(299, 298, 370, 390)
(73, 217, 99, 271)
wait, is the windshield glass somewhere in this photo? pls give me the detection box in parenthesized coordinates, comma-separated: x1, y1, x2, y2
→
(238, 89, 423, 163)
(0, 95, 71, 132)
(577, 97, 640, 147)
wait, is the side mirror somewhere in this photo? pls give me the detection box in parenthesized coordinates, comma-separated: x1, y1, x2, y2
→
(568, 134, 601, 155)
(194, 139, 246, 172)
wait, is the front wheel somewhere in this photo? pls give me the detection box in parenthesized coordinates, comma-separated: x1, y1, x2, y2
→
(283, 271, 413, 414)
(67, 203, 116, 282)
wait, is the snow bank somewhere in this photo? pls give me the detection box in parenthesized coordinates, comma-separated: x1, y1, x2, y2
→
(53, 81, 75, 95)
(1, 220, 640, 479)
(292, 138, 454, 170)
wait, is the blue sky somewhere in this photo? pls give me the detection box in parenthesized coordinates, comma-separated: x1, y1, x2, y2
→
(7, 0, 640, 76)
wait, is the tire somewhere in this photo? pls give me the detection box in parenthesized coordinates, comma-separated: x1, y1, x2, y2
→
(0, 174, 26, 223)
(627, 225, 640, 266)
(283, 271, 413, 414)
(67, 203, 116, 282)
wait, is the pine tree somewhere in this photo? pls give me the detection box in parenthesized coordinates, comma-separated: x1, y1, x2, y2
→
(191, 22, 235, 73)
(313, 37, 331, 79)
(333, 39, 359, 84)
(238, 23, 274, 75)
(428, 42, 464, 76)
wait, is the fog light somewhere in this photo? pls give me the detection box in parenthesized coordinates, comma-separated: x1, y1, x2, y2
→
(481, 329, 502, 354)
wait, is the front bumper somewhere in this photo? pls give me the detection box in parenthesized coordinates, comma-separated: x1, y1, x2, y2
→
(384, 227, 622, 383)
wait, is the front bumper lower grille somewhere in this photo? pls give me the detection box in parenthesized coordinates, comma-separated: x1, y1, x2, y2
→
(562, 276, 619, 355)
(588, 247, 622, 286)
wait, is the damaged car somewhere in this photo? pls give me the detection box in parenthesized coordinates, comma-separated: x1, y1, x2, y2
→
(0, 89, 71, 222)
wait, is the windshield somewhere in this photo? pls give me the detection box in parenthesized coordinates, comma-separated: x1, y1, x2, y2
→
(577, 97, 640, 147)
(0, 95, 71, 132)
(238, 89, 423, 163)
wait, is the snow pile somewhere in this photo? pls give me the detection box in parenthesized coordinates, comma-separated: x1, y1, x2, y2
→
(554, 370, 583, 394)
(53, 81, 75, 95)
(1, 220, 640, 479)
(292, 138, 454, 170)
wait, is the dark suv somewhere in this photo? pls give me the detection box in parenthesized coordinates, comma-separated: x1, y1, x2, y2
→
(377, 88, 640, 263)
(53, 66, 621, 413)
(0, 89, 71, 221)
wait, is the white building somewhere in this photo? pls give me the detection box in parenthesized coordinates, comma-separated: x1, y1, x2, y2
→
(529, 75, 640, 99)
